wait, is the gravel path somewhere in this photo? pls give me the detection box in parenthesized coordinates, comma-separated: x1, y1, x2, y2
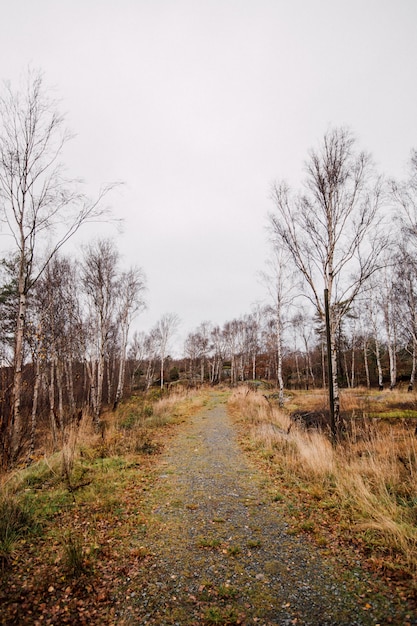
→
(123, 395, 375, 625)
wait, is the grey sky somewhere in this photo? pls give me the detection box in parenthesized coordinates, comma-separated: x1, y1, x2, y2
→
(1, 1, 416, 353)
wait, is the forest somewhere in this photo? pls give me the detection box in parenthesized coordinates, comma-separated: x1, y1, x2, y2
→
(1, 71, 417, 469)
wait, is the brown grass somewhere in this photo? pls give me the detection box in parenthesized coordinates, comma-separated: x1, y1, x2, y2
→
(229, 386, 417, 580)
(0, 386, 213, 624)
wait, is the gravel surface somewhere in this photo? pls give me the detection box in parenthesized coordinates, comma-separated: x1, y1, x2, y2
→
(121, 395, 381, 625)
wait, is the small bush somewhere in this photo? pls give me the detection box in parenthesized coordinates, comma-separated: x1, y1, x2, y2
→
(204, 606, 239, 624)
(120, 412, 139, 430)
(0, 494, 34, 569)
(142, 405, 153, 418)
(62, 533, 87, 576)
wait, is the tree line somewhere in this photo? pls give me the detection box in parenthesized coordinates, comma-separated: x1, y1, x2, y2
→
(1, 72, 416, 466)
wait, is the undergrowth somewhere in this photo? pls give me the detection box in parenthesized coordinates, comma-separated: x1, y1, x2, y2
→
(228, 386, 417, 584)
(0, 386, 208, 577)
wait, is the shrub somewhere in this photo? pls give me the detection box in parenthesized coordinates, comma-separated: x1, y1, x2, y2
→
(62, 532, 87, 576)
(0, 494, 34, 569)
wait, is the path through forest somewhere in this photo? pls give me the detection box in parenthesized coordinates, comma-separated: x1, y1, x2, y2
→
(118, 393, 377, 625)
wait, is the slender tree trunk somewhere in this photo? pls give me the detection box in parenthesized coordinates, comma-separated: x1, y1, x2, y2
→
(383, 298, 397, 391)
(11, 290, 27, 457)
(115, 322, 129, 408)
(387, 341, 397, 391)
(160, 357, 164, 389)
(344, 351, 351, 388)
(64, 359, 76, 417)
(145, 360, 153, 390)
(56, 360, 64, 429)
(409, 338, 416, 392)
(106, 356, 112, 405)
(332, 373, 340, 426)
(276, 318, 284, 407)
(329, 323, 341, 429)
(374, 337, 384, 391)
(363, 339, 371, 389)
(84, 358, 96, 415)
(29, 358, 42, 461)
(95, 343, 105, 427)
(351, 345, 355, 388)
(295, 353, 301, 389)
(48, 360, 58, 449)
(307, 352, 315, 388)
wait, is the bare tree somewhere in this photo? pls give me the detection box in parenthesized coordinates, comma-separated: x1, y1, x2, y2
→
(391, 151, 417, 391)
(113, 267, 146, 408)
(365, 290, 385, 391)
(243, 310, 261, 381)
(393, 248, 417, 391)
(222, 319, 246, 385)
(184, 331, 200, 384)
(260, 247, 296, 406)
(0, 70, 114, 461)
(270, 127, 385, 429)
(154, 313, 179, 389)
(392, 149, 417, 240)
(29, 255, 81, 451)
(379, 263, 398, 390)
(291, 310, 317, 390)
(82, 239, 119, 426)
(209, 325, 225, 384)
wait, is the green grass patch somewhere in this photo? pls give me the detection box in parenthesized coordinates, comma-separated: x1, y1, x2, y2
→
(247, 538, 261, 548)
(197, 536, 221, 549)
(217, 584, 238, 599)
(203, 606, 239, 624)
(0, 494, 37, 568)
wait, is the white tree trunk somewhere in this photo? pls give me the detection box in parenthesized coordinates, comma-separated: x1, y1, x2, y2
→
(11, 291, 27, 457)
(29, 358, 42, 460)
(363, 340, 371, 389)
(409, 338, 416, 392)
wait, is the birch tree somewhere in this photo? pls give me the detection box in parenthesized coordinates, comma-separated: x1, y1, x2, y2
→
(209, 325, 225, 384)
(394, 250, 417, 391)
(379, 264, 398, 390)
(82, 239, 119, 426)
(392, 149, 417, 240)
(154, 313, 179, 389)
(270, 127, 384, 429)
(30, 256, 80, 448)
(0, 71, 113, 461)
(113, 267, 146, 408)
(260, 248, 295, 406)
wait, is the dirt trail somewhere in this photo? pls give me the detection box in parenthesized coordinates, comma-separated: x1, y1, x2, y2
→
(122, 394, 373, 625)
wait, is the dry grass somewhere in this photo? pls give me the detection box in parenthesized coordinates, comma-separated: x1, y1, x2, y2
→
(74, 387, 210, 460)
(0, 386, 214, 623)
(229, 386, 417, 579)
(0, 386, 209, 552)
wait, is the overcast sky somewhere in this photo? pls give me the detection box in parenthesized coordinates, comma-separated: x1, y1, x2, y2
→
(1, 1, 416, 353)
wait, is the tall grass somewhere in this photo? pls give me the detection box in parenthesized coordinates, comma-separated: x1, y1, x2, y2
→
(0, 386, 208, 574)
(229, 386, 417, 576)
(99, 387, 208, 457)
(0, 494, 35, 569)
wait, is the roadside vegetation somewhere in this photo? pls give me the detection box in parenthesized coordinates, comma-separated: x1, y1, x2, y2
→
(0, 387, 208, 624)
(2, 383, 417, 622)
(229, 385, 417, 611)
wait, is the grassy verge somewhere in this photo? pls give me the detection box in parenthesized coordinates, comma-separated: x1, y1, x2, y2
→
(228, 386, 417, 614)
(0, 386, 209, 624)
